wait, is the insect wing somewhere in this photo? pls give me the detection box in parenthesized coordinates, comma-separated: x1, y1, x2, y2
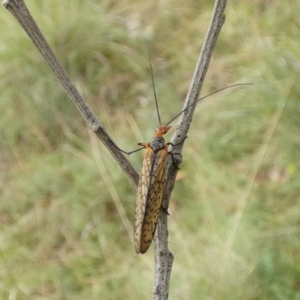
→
(134, 145, 169, 254)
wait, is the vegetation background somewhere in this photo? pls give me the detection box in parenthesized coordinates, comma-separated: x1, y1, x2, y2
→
(0, 0, 299, 299)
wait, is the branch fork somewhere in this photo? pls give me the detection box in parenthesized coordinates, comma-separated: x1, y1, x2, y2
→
(3, 0, 227, 299)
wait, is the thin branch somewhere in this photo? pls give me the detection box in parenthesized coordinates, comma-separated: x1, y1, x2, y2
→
(2, 0, 139, 187)
(153, 0, 227, 299)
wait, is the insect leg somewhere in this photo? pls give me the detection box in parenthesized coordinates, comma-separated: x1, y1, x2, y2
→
(165, 136, 187, 169)
(168, 151, 180, 169)
(137, 142, 149, 148)
(161, 205, 170, 215)
(114, 144, 146, 155)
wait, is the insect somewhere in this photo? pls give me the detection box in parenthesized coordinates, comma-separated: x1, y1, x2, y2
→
(118, 54, 252, 254)
(131, 82, 252, 254)
(134, 125, 172, 253)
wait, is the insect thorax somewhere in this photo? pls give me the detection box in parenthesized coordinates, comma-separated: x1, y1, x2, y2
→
(149, 137, 166, 153)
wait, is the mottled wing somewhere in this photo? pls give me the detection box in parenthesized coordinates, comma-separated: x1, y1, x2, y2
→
(134, 145, 169, 254)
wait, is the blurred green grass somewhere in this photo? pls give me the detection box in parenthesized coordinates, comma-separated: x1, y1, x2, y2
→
(1, 0, 300, 299)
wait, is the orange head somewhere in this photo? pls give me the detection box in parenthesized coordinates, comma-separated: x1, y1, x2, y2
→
(155, 125, 172, 137)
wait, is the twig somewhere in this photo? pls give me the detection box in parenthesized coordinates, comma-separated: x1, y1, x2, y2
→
(2, 0, 139, 187)
(153, 0, 227, 299)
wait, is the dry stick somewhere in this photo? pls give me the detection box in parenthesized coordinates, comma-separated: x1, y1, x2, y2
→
(3, 0, 139, 187)
(153, 0, 227, 299)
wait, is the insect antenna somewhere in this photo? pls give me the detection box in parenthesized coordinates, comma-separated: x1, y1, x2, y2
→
(165, 83, 253, 126)
(147, 45, 162, 126)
